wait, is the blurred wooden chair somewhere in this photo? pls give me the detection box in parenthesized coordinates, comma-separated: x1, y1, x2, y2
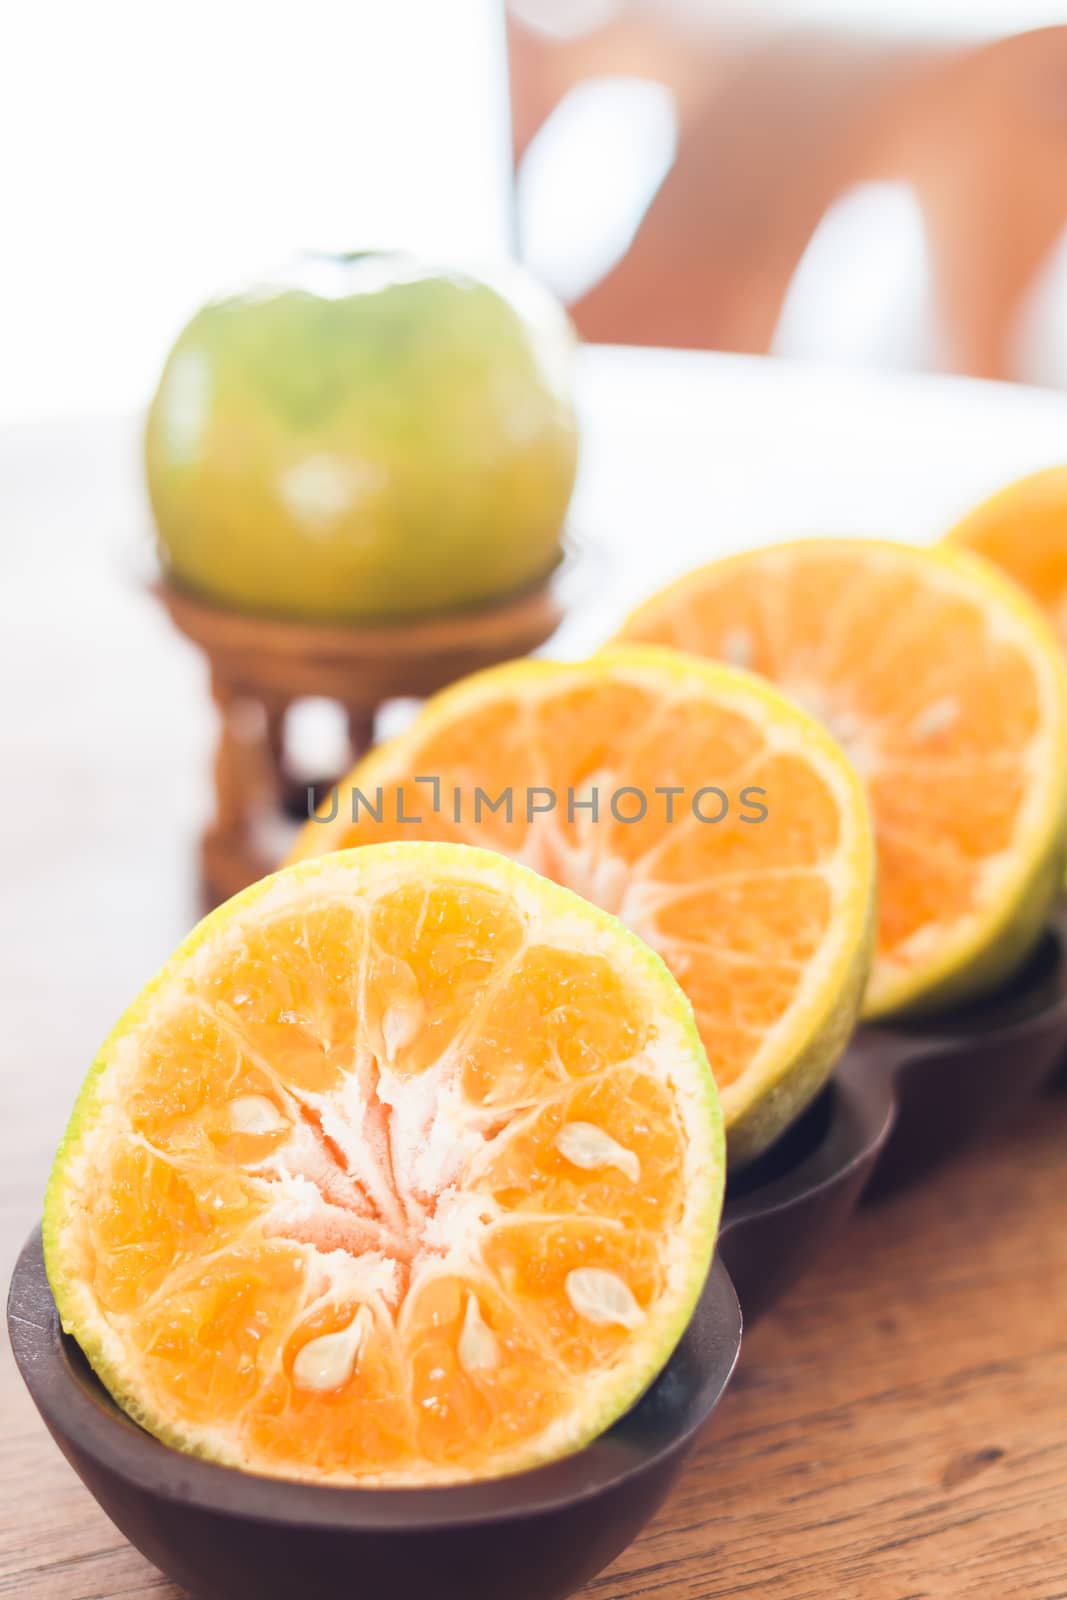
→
(508, 7, 1067, 381)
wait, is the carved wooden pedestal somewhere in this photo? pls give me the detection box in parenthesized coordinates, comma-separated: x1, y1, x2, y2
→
(156, 576, 566, 906)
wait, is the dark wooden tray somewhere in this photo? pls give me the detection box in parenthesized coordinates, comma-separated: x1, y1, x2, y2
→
(10, 926, 1067, 1598)
(8, 1229, 740, 1600)
(718, 919, 1067, 1319)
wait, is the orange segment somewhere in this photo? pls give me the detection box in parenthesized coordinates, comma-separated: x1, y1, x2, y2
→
(127, 1241, 309, 1426)
(250, 1294, 414, 1479)
(461, 944, 650, 1109)
(45, 843, 722, 1486)
(472, 1066, 686, 1232)
(201, 901, 367, 1095)
(399, 1272, 565, 1472)
(617, 539, 1067, 1016)
(83, 1139, 260, 1316)
(481, 1217, 663, 1376)
(289, 650, 875, 1165)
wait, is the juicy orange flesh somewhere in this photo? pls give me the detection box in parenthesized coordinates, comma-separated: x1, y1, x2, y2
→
(294, 677, 848, 1091)
(73, 879, 696, 1482)
(618, 551, 1041, 972)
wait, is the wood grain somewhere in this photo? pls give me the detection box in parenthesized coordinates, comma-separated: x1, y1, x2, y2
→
(6, 374, 1067, 1599)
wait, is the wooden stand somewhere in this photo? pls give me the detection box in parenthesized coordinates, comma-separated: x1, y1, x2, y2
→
(156, 575, 566, 905)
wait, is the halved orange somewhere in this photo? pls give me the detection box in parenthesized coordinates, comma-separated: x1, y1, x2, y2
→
(44, 843, 723, 1486)
(946, 465, 1067, 646)
(616, 539, 1067, 1016)
(290, 648, 876, 1166)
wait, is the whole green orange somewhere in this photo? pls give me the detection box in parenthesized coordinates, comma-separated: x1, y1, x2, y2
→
(145, 253, 579, 622)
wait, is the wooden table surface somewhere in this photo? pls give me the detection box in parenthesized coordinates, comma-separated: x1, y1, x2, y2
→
(4, 348, 1067, 1598)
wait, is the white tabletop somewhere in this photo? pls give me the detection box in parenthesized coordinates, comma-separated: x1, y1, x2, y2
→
(8, 343, 1067, 624)
(565, 347, 1067, 647)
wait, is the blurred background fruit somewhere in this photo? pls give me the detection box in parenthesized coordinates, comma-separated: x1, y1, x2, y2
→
(145, 252, 579, 622)
(947, 465, 1067, 648)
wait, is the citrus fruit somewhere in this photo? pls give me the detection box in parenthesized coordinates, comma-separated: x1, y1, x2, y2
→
(44, 843, 723, 1487)
(616, 539, 1067, 1017)
(946, 464, 1067, 645)
(145, 252, 579, 622)
(289, 648, 876, 1167)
